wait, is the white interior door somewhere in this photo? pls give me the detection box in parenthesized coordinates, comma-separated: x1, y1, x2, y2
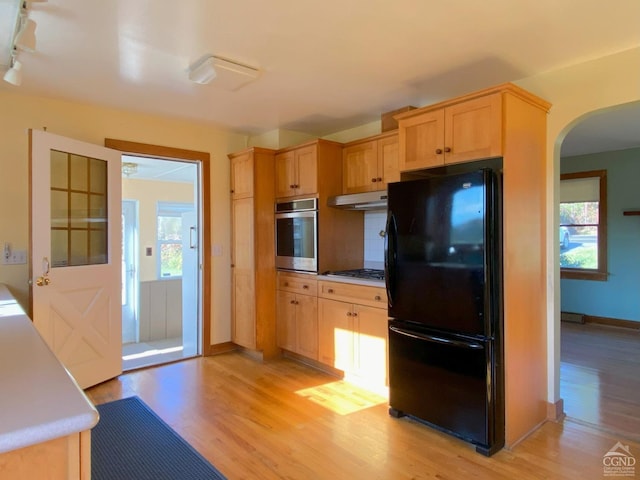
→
(122, 200, 138, 344)
(181, 210, 199, 357)
(30, 129, 122, 389)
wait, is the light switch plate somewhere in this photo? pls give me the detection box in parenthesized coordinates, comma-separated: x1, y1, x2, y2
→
(2, 250, 27, 265)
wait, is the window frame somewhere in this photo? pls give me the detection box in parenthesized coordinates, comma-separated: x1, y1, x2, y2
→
(156, 201, 194, 280)
(559, 169, 607, 281)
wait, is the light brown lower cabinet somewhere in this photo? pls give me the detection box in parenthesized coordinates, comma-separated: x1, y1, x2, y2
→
(318, 297, 388, 387)
(276, 290, 318, 360)
(276, 272, 319, 360)
(0, 430, 91, 479)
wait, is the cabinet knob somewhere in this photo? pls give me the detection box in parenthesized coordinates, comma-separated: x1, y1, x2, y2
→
(371, 178, 377, 183)
(231, 263, 235, 268)
(352, 312, 358, 317)
(284, 282, 289, 286)
(230, 189, 235, 193)
(327, 288, 334, 294)
(346, 311, 352, 316)
(377, 177, 383, 182)
(295, 300, 299, 305)
(435, 148, 443, 154)
(290, 300, 295, 304)
(374, 295, 381, 301)
(444, 147, 452, 153)
(289, 184, 295, 188)
(302, 284, 309, 289)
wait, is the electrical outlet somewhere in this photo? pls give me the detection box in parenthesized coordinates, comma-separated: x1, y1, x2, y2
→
(2, 250, 26, 265)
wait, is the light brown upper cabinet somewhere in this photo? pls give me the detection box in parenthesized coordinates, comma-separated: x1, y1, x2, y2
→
(397, 92, 502, 171)
(275, 143, 318, 198)
(230, 150, 255, 199)
(342, 131, 399, 193)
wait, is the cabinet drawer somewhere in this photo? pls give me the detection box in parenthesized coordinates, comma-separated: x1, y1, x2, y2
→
(318, 281, 386, 309)
(277, 272, 318, 296)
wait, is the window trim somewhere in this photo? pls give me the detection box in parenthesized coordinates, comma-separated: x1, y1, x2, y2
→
(560, 169, 607, 281)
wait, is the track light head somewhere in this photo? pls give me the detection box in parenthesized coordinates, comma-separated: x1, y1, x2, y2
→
(15, 16, 36, 52)
(3, 58, 22, 86)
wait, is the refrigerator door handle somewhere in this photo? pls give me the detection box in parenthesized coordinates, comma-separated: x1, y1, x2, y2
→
(389, 325, 484, 350)
(384, 210, 398, 307)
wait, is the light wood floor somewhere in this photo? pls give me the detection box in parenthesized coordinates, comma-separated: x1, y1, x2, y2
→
(561, 321, 640, 442)
(86, 352, 639, 480)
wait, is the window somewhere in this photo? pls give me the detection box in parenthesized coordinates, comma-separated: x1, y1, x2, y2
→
(559, 169, 607, 281)
(157, 202, 194, 279)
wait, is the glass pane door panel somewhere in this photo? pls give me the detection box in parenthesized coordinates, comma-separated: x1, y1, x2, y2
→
(51, 150, 68, 189)
(51, 190, 67, 227)
(70, 230, 88, 265)
(51, 230, 68, 267)
(50, 150, 108, 268)
(90, 158, 107, 193)
(70, 192, 88, 228)
(70, 154, 88, 190)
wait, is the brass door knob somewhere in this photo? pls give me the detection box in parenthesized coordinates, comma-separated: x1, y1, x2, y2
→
(35, 276, 51, 287)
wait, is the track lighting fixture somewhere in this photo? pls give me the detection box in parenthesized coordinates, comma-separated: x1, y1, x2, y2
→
(2, 0, 45, 85)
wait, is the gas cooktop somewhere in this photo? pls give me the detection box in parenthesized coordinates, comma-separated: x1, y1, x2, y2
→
(326, 268, 385, 281)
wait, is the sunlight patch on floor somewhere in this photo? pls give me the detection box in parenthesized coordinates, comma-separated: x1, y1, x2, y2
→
(123, 345, 184, 361)
(295, 380, 387, 415)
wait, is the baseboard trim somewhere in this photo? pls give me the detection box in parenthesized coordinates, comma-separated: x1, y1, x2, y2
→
(547, 398, 565, 422)
(583, 315, 640, 330)
(206, 342, 237, 356)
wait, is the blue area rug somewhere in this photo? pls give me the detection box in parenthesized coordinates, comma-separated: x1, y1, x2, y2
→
(92, 396, 226, 480)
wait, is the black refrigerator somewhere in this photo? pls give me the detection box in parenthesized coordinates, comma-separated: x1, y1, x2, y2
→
(385, 168, 504, 456)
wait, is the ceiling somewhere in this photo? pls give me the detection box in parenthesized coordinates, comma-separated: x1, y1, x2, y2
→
(2, 0, 640, 148)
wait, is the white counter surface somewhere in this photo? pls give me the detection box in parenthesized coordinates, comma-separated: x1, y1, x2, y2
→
(316, 274, 386, 288)
(0, 284, 99, 454)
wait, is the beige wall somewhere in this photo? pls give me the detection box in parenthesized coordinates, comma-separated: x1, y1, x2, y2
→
(122, 178, 195, 282)
(0, 90, 247, 345)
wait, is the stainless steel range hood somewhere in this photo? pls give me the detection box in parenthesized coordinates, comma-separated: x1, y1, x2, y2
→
(327, 191, 388, 211)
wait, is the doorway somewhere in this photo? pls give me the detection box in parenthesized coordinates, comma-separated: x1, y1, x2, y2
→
(120, 155, 202, 370)
(557, 102, 640, 441)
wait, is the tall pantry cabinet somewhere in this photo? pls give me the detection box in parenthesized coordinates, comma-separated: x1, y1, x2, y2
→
(229, 147, 278, 359)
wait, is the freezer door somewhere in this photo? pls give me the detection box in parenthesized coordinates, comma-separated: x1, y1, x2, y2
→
(388, 322, 496, 448)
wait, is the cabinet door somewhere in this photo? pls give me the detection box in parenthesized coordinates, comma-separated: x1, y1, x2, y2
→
(444, 93, 502, 164)
(399, 109, 445, 172)
(296, 294, 318, 360)
(275, 150, 296, 198)
(318, 298, 354, 371)
(230, 151, 254, 199)
(276, 290, 297, 351)
(354, 305, 388, 386)
(343, 141, 379, 194)
(378, 134, 400, 189)
(294, 144, 318, 196)
(231, 198, 256, 348)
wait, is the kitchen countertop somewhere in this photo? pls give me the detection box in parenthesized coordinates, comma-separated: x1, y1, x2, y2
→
(0, 284, 99, 454)
(316, 274, 386, 288)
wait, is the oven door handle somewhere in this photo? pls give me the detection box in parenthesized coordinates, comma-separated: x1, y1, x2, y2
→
(389, 326, 484, 350)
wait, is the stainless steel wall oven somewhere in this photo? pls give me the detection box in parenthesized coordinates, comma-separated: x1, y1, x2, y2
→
(275, 198, 318, 272)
